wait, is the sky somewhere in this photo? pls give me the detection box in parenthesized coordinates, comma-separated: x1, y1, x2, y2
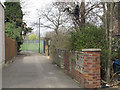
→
(20, 0, 55, 37)
(20, 0, 87, 37)
(1, 0, 52, 36)
(20, 0, 103, 37)
(1, 0, 79, 37)
(3, 0, 119, 36)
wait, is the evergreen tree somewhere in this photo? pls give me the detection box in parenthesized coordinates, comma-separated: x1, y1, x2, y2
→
(4, 2, 23, 27)
(4, 2, 32, 52)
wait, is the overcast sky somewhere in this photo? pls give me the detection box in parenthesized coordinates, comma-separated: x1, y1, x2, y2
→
(20, 0, 56, 37)
(4, 0, 117, 36)
(20, 0, 94, 37)
(20, 0, 102, 37)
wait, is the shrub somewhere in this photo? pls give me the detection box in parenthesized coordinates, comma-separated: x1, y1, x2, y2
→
(69, 24, 109, 80)
(5, 21, 23, 52)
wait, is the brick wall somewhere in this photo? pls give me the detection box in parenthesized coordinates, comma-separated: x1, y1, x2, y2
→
(83, 49, 101, 88)
(64, 50, 70, 72)
(45, 45, 48, 56)
(5, 36, 17, 63)
(53, 49, 101, 88)
(53, 49, 65, 68)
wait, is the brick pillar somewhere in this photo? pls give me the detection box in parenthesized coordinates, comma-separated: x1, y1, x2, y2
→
(45, 45, 48, 56)
(82, 49, 101, 88)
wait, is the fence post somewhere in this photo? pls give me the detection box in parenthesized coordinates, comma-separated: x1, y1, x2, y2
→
(82, 49, 101, 88)
(43, 40, 45, 53)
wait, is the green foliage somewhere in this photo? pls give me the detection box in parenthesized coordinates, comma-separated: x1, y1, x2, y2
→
(4, 2, 32, 35)
(69, 24, 109, 80)
(118, 49, 120, 60)
(118, 39, 120, 59)
(69, 24, 108, 51)
(21, 22, 33, 36)
(76, 54, 79, 60)
(4, 2, 23, 26)
(71, 58, 75, 63)
(28, 34, 39, 41)
(5, 22, 21, 40)
(69, 24, 119, 80)
(52, 60, 56, 64)
(112, 37, 120, 60)
(5, 21, 24, 52)
(49, 31, 70, 49)
(4, 2, 33, 52)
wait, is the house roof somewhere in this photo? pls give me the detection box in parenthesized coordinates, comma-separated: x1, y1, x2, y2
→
(0, 1, 5, 8)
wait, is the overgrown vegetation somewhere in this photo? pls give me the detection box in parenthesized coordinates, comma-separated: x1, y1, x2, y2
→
(69, 24, 109, 80)
(5, 21, 22, 41)
(44, 2, 120, 83)
(70, 24, 119, 80)
(28, 34, 39, 41)
(47, 24, 119, 81)
(4, 2, 32, 52)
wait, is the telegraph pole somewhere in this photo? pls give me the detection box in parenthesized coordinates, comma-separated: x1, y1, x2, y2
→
(39, 18, 40, 53)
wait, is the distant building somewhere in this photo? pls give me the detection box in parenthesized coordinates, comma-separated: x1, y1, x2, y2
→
(0, 2, 5, 64)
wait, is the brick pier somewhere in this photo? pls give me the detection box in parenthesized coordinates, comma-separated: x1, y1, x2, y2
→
(82, 49, 101, 88)
(53, 49, 101, 88)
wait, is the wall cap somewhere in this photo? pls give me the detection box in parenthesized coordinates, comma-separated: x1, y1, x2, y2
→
(82, 49, 101, 52)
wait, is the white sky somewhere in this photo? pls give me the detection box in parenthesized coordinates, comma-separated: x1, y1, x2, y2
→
(4, 0, 118, 36)
(20, 0, 55, 37)
(20, 0, 105, 37)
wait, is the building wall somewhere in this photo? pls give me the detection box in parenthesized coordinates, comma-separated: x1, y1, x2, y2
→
(0, 3, 5, 63)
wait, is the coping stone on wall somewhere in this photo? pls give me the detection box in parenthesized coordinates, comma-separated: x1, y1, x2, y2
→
(82, 49, 101, 52)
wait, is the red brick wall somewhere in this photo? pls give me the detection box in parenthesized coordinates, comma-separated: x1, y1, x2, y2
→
(64, 50, 70, 72)
(45, 45, 48, 56)
(71, 65, 84, 87)
(53, 49, 101, 88)
(83, 51, 101, 88)
(5, 36, 17, 63)
(63, 51, 84, 87)
(57, 49, 101, 88)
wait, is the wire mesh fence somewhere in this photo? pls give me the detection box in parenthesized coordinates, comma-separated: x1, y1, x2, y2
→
(20, 39, 45, 53)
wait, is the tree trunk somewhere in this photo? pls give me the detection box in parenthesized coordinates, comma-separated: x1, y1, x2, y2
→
(118, 2, 120, 35)
(55, 28, 58, 35)
(80, 2, 85, 28)
(106, 2, 113, 83)
(118, 2, 120, 61)
(103, 3, 108, 41)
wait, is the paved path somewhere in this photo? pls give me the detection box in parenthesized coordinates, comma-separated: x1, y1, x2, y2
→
(2, 51, 79, 88)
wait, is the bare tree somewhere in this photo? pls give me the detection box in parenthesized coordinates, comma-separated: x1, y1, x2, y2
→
(118, 2, 120, 61)
(118, 2, 120, 35)
(35, 3, 72, 35)
(62, 1, 116, 83)
(34, 1, 103, 34)
(62, 1, 102, 32)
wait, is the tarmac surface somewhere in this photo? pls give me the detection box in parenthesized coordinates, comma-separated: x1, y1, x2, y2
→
(2, 51, 80, 88)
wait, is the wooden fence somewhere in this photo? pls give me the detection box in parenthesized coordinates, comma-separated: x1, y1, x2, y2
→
(5, 36, 17, 63)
